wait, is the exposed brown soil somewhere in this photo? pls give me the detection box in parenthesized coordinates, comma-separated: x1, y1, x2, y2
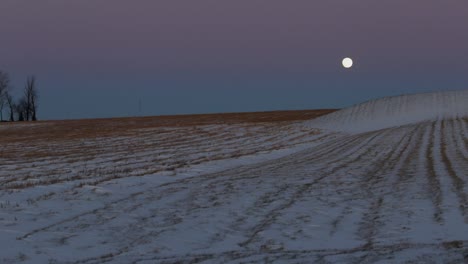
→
(0, 109, 335, 189)
(0, 109, 336, 143)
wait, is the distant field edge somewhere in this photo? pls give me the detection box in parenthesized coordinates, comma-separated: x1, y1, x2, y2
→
(1, 109, 338, 125)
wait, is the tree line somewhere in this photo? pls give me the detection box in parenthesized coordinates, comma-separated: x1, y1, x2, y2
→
(0, 70, 39, 122)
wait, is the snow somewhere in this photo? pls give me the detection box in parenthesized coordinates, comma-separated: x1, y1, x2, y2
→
(1, 90, 468, 263)
(306, 89, 468, 133)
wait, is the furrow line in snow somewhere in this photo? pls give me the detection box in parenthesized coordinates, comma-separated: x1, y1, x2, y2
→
(18, 138, 327, 242)
(459, 118, 468, 159)
(235, 129, 396, 248)
(132, 239, 468, 263)
(352, 125, 423, 262)
(441, 119, 468, 220)
(15, 187, 148, 240)
(0, 127, 293, 189)
(451, 118, 468, 160)
(298, 131, 383, 165)
(164, 130, 393, 249)
(394, 124, 427, 191)
(425, 121, 444, 223)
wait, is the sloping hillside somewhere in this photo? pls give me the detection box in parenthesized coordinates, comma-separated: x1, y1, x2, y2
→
(307, 89, 468, 133)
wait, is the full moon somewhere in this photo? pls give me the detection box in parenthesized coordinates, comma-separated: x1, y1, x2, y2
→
(342, 57, 353, 68)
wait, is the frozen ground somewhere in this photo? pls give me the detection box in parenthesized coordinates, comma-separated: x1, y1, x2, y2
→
(1, 93, 468, 263)
(307, 89, 468, 133)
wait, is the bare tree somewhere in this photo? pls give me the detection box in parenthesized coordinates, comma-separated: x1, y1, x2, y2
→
(16, 97, 27, 121)
(5, 92, 15, 122)
(0, 73, 40, 122)
(30, 78, 38, 121)
(0, 71, 8, 94)
(23, 76, 39, 121)
(0, 96, 4, 121)
(24, 85, 31, 121)
(0, 71, 10, 121)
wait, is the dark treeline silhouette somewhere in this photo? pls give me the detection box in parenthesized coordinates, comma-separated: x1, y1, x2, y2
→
(0, 70, 39, 122)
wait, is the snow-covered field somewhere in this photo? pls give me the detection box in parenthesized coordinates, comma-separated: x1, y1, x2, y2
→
(1, 92, 468, 263)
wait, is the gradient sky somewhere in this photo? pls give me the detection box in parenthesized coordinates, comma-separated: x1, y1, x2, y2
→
(1, 1, 467, 120)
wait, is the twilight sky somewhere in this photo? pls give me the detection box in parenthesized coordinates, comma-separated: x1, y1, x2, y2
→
(1, 1, 467, 120)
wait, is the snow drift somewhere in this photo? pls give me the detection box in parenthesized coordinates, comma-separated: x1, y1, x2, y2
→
(307, 89, 468, 133)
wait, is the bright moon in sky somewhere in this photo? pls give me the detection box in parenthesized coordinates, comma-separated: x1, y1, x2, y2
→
(342, 57, 353, 68)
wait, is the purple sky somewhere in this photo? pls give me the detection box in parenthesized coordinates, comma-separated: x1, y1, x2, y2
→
(1, 1, 467, 119)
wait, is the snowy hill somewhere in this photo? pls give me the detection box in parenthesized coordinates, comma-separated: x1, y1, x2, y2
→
(307, 89, 468, 133)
